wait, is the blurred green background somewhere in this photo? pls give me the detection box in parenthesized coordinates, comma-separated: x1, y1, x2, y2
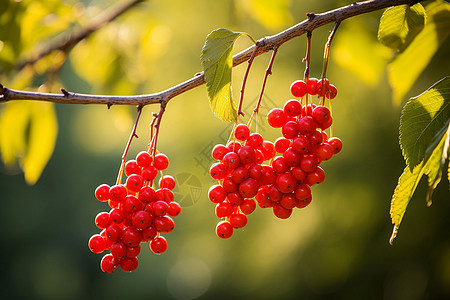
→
(1, 0, 449, 299)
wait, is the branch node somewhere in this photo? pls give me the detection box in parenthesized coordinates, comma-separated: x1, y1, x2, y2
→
(306, 13, 315, 21)
(0, 83, 5, 96)
(61, 88, 70, 97)
(107, 103, 112, 109)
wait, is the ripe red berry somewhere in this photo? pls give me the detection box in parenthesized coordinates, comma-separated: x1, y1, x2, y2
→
(125, 160, 141, 176)
(95, 184, 111, 202)
(305, 166, 325, 186)
(312, 106, 331, 126)
(95, 212, 112, 229)
(272, 203, 292, 219)
(106, 224, 122, 242)
(138, 186, 156, 204)
(208, 185, 227, 203)
(109, 184, 127, 203)
(274, 137, 291, 154)
(292, 135, 310, 154)
(272, 156, 290, 174)
(88, 234, 106, 254)
(280, 193, 299, 209)
(283, 99, 302, 117)
(275, 172, 297, 193)
(246, 133, 264, 149)
(126, 174, 144, 192)
(282, 121, 299, 139)
(155, 188, 174, 203)
(237, 146, 256, 165)
(126, 245, 141, 258)
(212, 144, 230, 160)
(294, 184, 311, 201)
(316, 143, 334, 161)
(123, 195, 142, 214)
(120, 256, 139, 272)
(296, 194, 312, 208)
(261, 141, 276, 161)
(297, 116, 317, 135)
(153, 200, 169, 217)
(141, 166, 158, 182)
(132, 210, 152, 229)
(282, 148, 302, 167)
(154, 153, 169, 170)
(210, 162, 228, 180)
(290, 80, 307, 97)
(327, 84, 338, 99)
(238, 178, 259, 198)
(300, 155, 318, 173)
(229, 213, 248, 228)
(234, 124, 250, 141)
(307, 78, 319, 95)
(150, 236, 168, 254)
(122, 226, 143, 247)
(159, 175, 176, 190)
(109, 208, 126, 224)
(240, 198, 256, 215)
(141, 226, 158, 242)
(316, 78, 330, 97)
(216, 221, 233, 239)
(215, 201, 234, 218)
(222, 152, 240, 169)
(328, 137, 343, 154)
(153, 216, 175, 233)
(222, 177, 239, 193)
(267, 108, 287, 128)
(167, 202, 182, 217)
(136, 151, 153, 168)
(100, 254, 118, 273)
(110, 241, 127, 259)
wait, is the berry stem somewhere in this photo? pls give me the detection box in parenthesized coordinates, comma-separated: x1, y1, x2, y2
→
(149, 101, 167, 160)
(320, 22, 340, 105)
(116, 105, 143, 185)
(250, 47, 278, 132)
(303, 32, 312, 107)
(237, 43, 259, 119)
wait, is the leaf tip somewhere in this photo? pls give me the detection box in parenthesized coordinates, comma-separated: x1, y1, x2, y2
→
(389, 225, 398, 245)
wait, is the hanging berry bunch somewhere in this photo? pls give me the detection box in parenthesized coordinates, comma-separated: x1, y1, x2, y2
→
(88, 105, 181, 273)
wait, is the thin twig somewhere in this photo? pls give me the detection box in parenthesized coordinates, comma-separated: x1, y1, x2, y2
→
(16, 0, 145, 70)
(237, 44, 259, 118)
(116, 105, 143, 185)
(0, 0, 424, 108)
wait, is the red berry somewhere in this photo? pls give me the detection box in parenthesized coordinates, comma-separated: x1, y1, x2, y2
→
(272, 203, 292, 219)
(106, 224, 122, 242)
(297, 116, 317, 135)
(267, 185, 282, 202)
(222, 152, 240, 169)
(152, 201, 169, 216)
(229, 213, 248, 228)
(227, 141, 242, 153)
(132, 210, 153, 229)
(267, 108, 287, 128)
(290, 80, 307, 97)
(208, 185, 227, 203)
(126, 174, 144, 192)
(167, 202, 182, 217)
(120, 256, 139, 272)
(154, 153, 169, 170)
(141, 166, 158, 182)
(327, 84, 337, 99)
(246, 133, 264, 149)
(125, 160, 141, 176)
(122, 226, 142, 247)
(231, 166, 250, 184)
(272, 156, 290, 174)
(261, 141, 276, 161)
(95, 212, 112, 229)
(274, 137, 291, 154)
(328, 137, 343, 154)
(210, 162, 228, 180)
(126, 244, 141, 258)
(227, 191, 244, 206)
(216, 221, 233, 239)
(292, 135, 310, 154)
(159, 175, 176, 190)
(296, 194, 312, 208)
(275, 173, 297, 193)
(212, 144, 230, 160)
(305, 166, 325, 186)
(150, 236, 168, 254)
(153, 216, 175, 233)
(282, 148, 302, 167)
(259, 165, 277, 186)
(138, 186, 156, 204)
(215, 201, 234, 218)
(300, 155, 318, 173)
(109, 184, 127, 203)
(109, 208, 126, 224)
(88, 234, 106, 254)
(307, 78, 319, 95)
(312, 106, 331, 126)
(291, 167, 307, 182)
(110, 241, 127, 259)
(248, 163, 264, 180)
(283, 99, 302, 117)
(155, 188, 174, 203)
(238, 178, 259, 198)
(282, 121, 299, 139)
(136, 151, 153, 168)
(123, 195, 142, 214)
(234, 124, 250, 141)
(222, 177, 239, 193)
(100, 254, 118, 273)
(316, 78, 330, 97)
(240, 198, 256, 215)
(294, 184, 311, 201)
(95, 184, 110, 202)
(316, 143, 334, 161)
(308, 130, 324, 147)
(141, 226, 158, 242)
(280, 193, 299, 209)
(237, 146, 256, 165)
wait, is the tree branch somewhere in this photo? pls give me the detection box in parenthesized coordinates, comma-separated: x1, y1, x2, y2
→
(15, 0, 145, 70)
(0, 0, 422, 107)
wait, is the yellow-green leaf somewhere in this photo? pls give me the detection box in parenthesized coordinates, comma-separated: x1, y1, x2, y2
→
(378, 3, 426, 52)
(389, 162, 424, 245)
(201, 28, 252, 122)
(0, 101, 58, 185)
(388, 0, 450, 105)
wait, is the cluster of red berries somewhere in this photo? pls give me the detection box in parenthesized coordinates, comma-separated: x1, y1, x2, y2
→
(208, 126, 277, 238)
(263, 77, 342, 217)
(88, 151, 181, 273)
(208, 77, 342, 238)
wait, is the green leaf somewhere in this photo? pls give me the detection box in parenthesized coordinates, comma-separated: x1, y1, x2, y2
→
(201, 28, 252, 122)
(388, 0, 450, 105)
(0, 102, 58, 185)
(389, 162, 424, 245)
(378, 3, 426, 52)
(400, 77, 450, 169)
(390, 77, 450, 244)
